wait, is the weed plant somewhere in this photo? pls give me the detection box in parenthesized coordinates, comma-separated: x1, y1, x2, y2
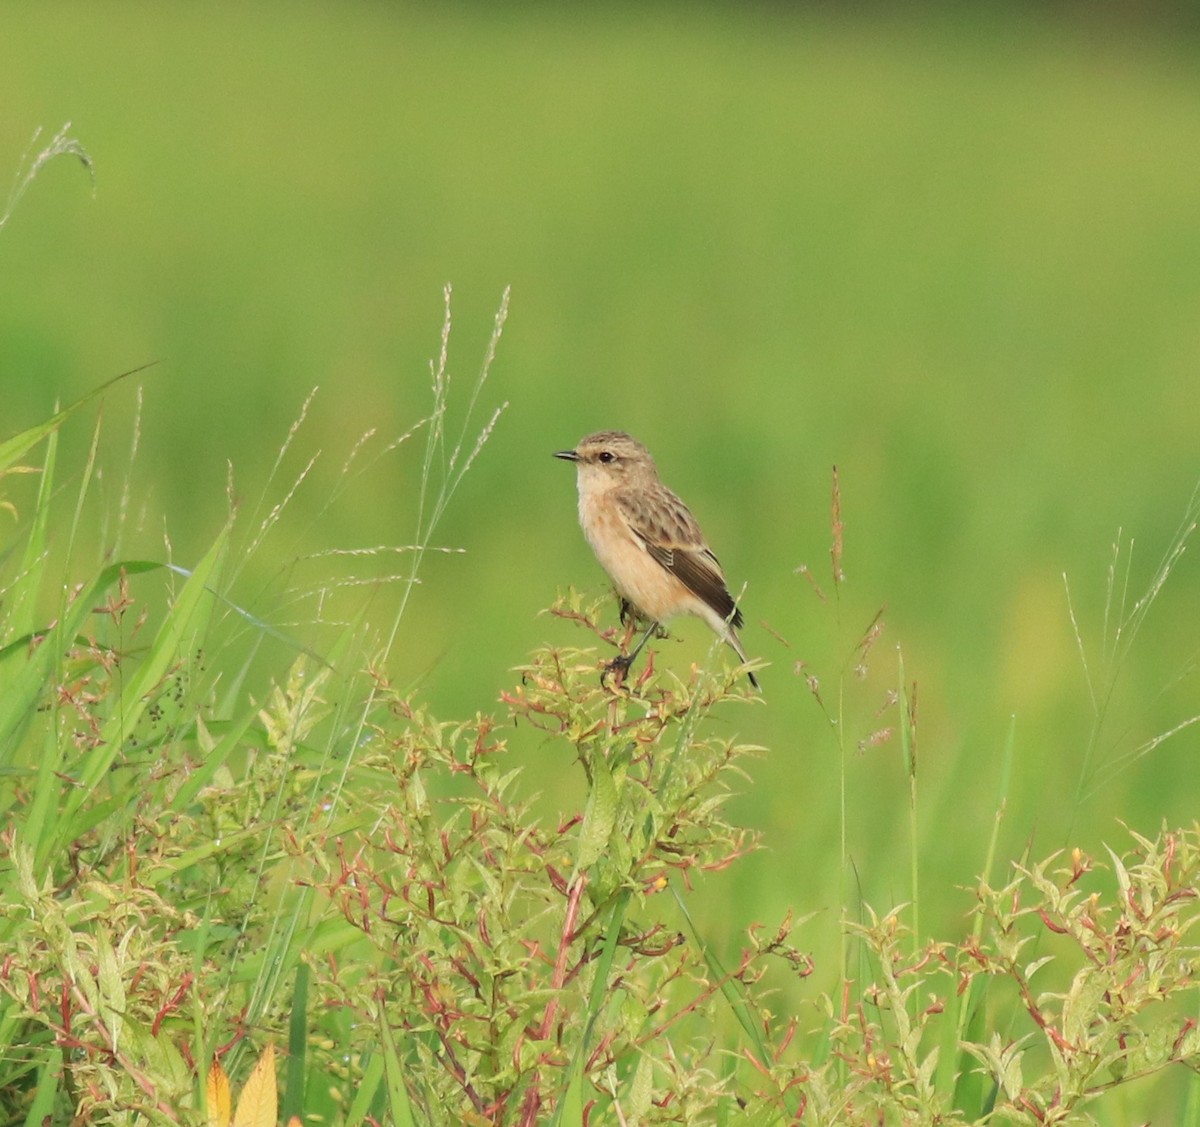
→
(3, 331, 1200, 1124)
(2, 138, 1199, 1126)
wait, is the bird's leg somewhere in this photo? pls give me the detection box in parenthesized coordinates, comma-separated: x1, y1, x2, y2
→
(617, 596, 668, 639)
(603, 619, 660, 686)
(617, 596, 638, 642)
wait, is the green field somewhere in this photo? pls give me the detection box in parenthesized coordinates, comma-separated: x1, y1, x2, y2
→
(4, 4, 1200, 1121)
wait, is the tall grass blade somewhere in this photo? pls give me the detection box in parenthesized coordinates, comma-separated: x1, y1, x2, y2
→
(549, 888, 631, 1127)
(1, 537, 226, 866)
(282, 962, 309, 1124)
(0, 363, 156, 473)
(378, 1008, 416, 1127)
(343, 1053, 385, 1126)
(20, 1054, 59, 1127)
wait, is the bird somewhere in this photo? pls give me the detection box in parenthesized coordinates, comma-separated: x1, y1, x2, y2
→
(554, 430, 759, 689)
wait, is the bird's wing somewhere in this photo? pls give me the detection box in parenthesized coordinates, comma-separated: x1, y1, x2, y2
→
(615, 487, 744, 629)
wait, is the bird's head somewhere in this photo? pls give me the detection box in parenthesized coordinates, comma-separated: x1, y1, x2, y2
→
(554, 430, 658, 492)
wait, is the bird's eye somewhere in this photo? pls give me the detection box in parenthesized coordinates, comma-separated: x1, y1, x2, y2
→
(597, 451, 615, 464)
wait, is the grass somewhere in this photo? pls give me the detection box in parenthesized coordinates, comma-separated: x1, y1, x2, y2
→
(4, 4, 1200, 1121)
(0, 276, 516, 1122)
(4, 6, 1197, 840)
(2, 369, 1199, 1121)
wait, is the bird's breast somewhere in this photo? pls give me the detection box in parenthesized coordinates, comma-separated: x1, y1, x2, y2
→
(577, 490, 690, 622)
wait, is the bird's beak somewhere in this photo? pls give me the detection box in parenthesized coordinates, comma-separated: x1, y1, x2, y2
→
(553, 448, 580, 462)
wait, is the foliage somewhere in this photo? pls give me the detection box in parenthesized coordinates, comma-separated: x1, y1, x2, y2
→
(302, 610, 784, 1125)
(1, 482, 1199, 1125)
(1, 159, 1198, 1119)
(806, 829, 1200, 1125)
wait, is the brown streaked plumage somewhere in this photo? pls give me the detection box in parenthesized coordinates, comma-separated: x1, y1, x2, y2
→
(554, 430, 759, 689)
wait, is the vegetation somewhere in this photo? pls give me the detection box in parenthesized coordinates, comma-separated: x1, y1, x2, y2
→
(1, 300, 1198, 1121)
(5, 8, 1200, 1121)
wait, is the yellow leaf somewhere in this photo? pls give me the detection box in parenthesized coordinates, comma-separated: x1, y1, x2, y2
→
(232, 1044, 277, 1127)
(206, 1058, 232, 1127)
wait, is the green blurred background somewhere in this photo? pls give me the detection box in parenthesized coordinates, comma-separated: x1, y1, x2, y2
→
(5, 1, 1200, 995)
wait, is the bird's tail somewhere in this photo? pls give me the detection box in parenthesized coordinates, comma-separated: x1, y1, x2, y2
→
(723, 626, 760, 691)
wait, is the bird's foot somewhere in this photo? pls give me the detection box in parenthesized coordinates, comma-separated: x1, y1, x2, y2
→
(601, 653, 634, 687)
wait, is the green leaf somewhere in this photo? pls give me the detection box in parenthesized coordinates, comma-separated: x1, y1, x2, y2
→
(628, 1052, 653, 1122)
(21, 1052, 60, 1127)
(46, 525, 231, 858)
(0, 558, 159, 772)
(551, 888, 631, 1127)
(379, 1008, 417, 1127)
(576, 749, 617, 872)
(94, 531, 231, 768)
(95, 931, 126, 1054)
(558, 1059, 584, 1127)
(0, 363, 155, 475)
(282, 962, 309, 1124)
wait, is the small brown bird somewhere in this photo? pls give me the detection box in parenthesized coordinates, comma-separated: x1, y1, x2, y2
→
(554, 430, 759, 688)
